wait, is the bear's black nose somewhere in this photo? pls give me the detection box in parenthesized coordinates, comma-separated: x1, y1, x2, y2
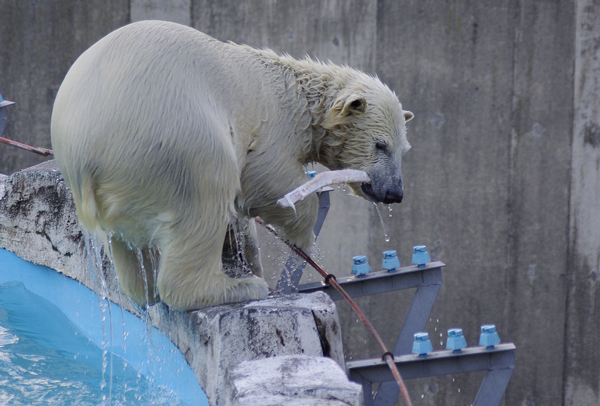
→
(383, 188, 403, 204)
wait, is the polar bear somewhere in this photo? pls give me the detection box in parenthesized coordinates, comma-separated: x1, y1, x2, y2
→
(51, 20, 413, 311)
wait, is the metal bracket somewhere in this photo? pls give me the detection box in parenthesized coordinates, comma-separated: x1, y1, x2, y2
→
(348, 343, 516, 406)
(0, 94, 15, 138)
(275, 187, 332, 294)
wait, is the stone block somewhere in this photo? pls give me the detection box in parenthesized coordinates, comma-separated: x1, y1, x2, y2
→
(225, 355, 363, 406)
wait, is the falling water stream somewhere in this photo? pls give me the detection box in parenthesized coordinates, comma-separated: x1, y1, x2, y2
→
(373, 203, 390, 242)
(85, 233, 165, 399)
(83, 232, 115, 400)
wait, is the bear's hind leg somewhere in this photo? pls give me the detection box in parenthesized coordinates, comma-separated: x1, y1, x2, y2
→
(110, 238, 160, 307)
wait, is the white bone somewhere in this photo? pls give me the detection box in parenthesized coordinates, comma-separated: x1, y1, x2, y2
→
(277, 169, 370, 208)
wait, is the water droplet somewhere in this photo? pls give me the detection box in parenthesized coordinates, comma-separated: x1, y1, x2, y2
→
(458, 388, 461, 393)
(421, 394, 425, 399)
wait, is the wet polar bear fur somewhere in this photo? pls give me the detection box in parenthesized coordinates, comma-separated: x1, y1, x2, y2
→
(51, 20, 413, 311)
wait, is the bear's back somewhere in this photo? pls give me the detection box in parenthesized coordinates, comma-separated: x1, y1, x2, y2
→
(51, 21, 275, 185)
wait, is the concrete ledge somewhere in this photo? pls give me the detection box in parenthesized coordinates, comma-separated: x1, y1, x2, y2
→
(147, 292, 350, 404)
(0, 161, 361, 406)
(226, 355, 363, 406)
(0, 161, 90, 287)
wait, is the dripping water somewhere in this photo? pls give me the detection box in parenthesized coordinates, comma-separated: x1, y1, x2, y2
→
(83, 231, 114, 403)
(128, 242, 159, 387)
(106, 234, 130, 357)
(86, 232, 166, 398)
(373, 203, 390, 242)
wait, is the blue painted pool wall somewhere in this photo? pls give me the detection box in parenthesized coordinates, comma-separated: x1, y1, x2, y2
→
(0, 247, 208, 406)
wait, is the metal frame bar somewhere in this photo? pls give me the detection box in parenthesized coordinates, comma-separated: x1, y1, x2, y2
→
(348, 344, 516, 406)
(297, 262, 443, 302)
(0, 105, 8, 138)
(299, 263, 443, 353)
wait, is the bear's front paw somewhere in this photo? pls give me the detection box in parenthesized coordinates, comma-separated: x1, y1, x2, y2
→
(233, 276, 269, 302)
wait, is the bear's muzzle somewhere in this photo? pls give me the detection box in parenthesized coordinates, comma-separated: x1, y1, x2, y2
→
(361, 181, 403, 204)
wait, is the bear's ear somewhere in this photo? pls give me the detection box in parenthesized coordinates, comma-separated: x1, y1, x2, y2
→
(323, 94, 367, 130)
(340, 95, 368, 116)
(404, 111, 414, 122)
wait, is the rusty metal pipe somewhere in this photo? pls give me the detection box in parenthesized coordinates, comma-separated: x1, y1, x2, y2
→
(0, 136, 54, 157)
(255, 216, 414, 406)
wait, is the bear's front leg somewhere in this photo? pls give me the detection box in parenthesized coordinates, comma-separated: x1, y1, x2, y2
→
(156, 210, 268, 311)
(262, 192, 319, 252)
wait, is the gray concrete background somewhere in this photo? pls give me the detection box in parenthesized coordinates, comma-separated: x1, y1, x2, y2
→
(0, 1, 597, 405)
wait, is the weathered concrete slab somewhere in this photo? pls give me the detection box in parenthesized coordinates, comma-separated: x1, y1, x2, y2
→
(225, 355, 363, 406)
(565, 1, 600, 404)
(149, 292, 346, 405)
(370, 1, 574, 404)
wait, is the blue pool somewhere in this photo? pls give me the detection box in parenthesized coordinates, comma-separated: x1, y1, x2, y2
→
(0, 248, 209, 406)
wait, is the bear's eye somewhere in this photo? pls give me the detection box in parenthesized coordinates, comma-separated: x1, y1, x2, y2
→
(375, 141, 388, 152)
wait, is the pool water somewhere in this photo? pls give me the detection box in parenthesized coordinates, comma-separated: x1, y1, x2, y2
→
(0, 281, 187, 406)
(0, 248, 208, 406)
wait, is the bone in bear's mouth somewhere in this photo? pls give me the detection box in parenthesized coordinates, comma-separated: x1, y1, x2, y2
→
(276, 169, 370, 211)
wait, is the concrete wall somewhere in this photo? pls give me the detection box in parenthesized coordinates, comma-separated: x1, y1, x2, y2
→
(565, 1, 600, 405)
(0, 0, 129, 175)
(0, 1, 597, 405)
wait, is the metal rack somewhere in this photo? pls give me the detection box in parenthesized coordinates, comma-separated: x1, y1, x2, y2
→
(348, 344, 515, 406)
(276, 185, 515, 405)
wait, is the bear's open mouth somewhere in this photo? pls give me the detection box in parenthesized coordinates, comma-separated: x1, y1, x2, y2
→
(361, 183, 379, 202)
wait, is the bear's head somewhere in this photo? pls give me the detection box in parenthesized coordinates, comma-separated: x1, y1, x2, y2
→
(319, 75, 413, 204)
